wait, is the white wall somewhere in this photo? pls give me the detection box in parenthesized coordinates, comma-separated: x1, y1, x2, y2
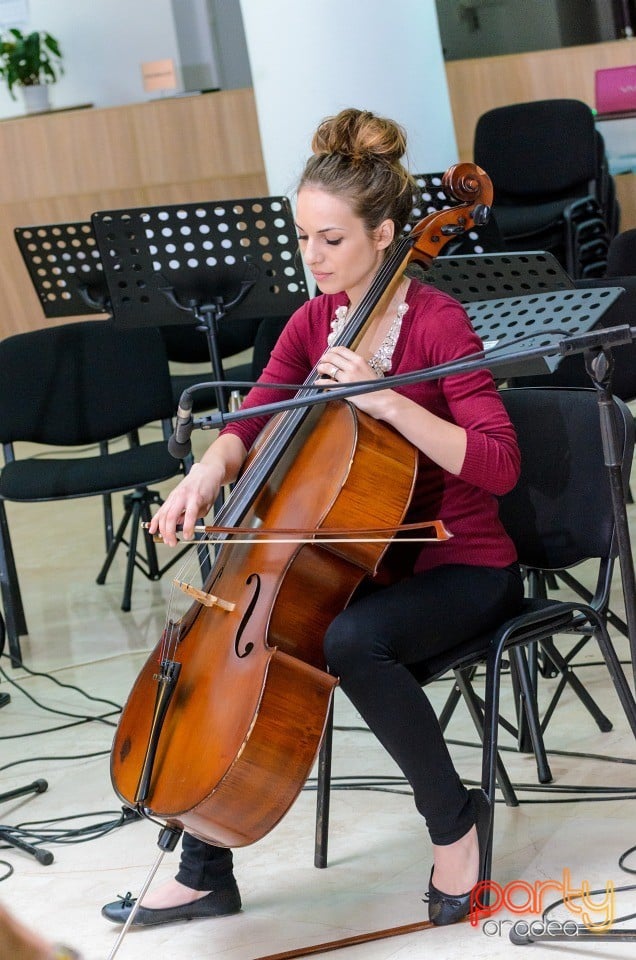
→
(0, 0, 181, 117)
(239, 0, 458, 199)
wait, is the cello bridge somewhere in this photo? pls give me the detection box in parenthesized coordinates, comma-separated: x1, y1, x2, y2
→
(173, 579, 235, 611)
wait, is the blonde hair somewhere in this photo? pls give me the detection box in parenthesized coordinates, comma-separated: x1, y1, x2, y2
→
(298, 108, 416, 237)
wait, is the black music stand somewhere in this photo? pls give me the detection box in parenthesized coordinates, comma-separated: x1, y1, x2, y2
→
(14, 220, 119, 559)
(420, 251, 622, 379)
(14, 221, 110, 317)
(13, 220, 191, 601)
(91, 196, 308, 414)
(421, 250, 575, 302)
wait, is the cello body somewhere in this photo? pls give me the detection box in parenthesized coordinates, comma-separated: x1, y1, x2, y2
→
(111, 401, 417, 846)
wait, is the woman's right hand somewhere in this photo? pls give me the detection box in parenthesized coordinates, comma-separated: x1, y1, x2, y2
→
(148, 434, 247, 546)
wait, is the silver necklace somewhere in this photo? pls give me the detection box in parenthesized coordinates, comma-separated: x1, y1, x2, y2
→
(327, 299, 409, 378)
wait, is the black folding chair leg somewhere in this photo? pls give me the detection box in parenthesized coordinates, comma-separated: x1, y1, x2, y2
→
(121, 497, 144, 613)
(100, 442, 114, 551)
(0, 501, 27, 667)
(438, 665, 476, 731)
(480, 645, 510, 886)
(509, 646, 553, 784)
(594, 624, 636, 738)
(138, 491, 161, 580)
(314, 698, 334, 868)
(102, 493, 114, 551)
(539, 636, 612, 733)
(452, 668, 518, 807)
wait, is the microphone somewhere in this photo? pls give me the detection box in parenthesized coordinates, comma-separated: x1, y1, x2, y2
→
(168, 390, 194, 459)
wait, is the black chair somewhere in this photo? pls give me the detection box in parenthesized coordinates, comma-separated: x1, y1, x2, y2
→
(505, 268, 636, 733)
(473, 99, 619, 278)
(161, 315, 288, 414)
(314, 387, 636, 880)
(0, 320, 190, 667)
(606, 228, 636, 277)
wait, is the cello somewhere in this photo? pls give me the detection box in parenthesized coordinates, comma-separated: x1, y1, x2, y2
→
(110, 163, 493, 865)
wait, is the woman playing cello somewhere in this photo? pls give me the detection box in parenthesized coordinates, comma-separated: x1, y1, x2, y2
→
(103, 107, 523, 928)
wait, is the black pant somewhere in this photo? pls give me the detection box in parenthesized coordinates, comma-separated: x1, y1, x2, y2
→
(176, 563, 523, 889)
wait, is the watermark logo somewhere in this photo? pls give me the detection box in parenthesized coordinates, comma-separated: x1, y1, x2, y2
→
(470, 868, 615, 932)
(482, 917, 581, 939)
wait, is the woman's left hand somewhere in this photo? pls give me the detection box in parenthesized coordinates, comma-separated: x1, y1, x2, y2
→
(316, 346, 392, 418)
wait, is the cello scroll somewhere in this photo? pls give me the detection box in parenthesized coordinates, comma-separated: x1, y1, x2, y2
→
(408, 162, 493, 268)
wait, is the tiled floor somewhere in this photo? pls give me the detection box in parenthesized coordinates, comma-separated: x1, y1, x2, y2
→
(1, 423, 636, 960)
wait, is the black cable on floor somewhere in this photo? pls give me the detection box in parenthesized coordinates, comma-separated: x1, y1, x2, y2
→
(0, 656, 121, 733)
(0, 806, 141, 851)
(0, 653, 132, 872)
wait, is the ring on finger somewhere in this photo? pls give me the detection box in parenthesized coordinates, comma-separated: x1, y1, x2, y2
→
(331, 365, 339, 379)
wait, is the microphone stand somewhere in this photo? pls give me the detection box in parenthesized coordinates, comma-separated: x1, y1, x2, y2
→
(0, 780, 54, 865)
(187, 324, 636, 429)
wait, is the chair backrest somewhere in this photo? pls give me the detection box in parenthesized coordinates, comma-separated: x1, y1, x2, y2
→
(498, 387, 634, 570)
(474, 99, 598, 200)
(606, 229, 636, 278)
(160, 316, 264, 365)
(0, 320, 176, 447)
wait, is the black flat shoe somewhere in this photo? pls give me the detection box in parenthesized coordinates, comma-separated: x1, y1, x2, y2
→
(101, 877, 242, 926)
(427, 787, 492, 927)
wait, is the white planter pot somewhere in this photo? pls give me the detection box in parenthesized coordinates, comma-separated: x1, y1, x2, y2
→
(21, 84, 51, 114)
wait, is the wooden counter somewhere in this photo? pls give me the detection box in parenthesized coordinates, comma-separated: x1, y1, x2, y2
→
(0, 89, 267, 335)
(446, 39, 636, 161)
(445, 39, 636, 231)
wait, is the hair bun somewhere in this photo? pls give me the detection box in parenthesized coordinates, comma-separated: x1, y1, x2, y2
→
(312, 108, 407, 167)
(299, 106, 416, 237)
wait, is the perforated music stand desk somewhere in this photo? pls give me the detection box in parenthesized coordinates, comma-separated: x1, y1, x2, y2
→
(92, 196, 308, 411)
(420, 251, 622, 379)
(14, 221, 110, 318)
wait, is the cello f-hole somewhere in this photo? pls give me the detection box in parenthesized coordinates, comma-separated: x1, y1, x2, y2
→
(235, 573, 260, 658)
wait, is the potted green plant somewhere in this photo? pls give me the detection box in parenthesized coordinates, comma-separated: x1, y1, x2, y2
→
(0, 28, 63, 112)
